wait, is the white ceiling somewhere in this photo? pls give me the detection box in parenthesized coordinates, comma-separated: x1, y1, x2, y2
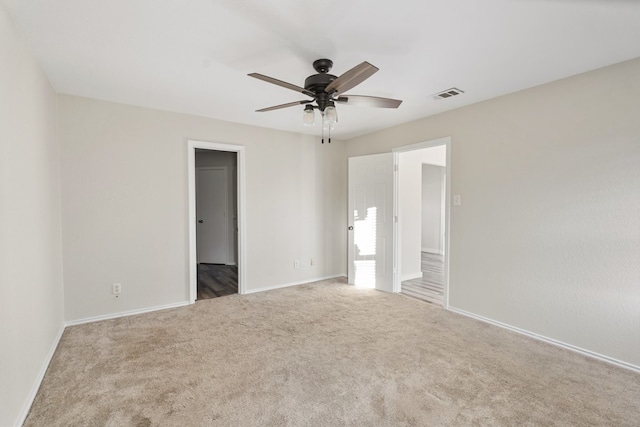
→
(5, 0, 640, 139)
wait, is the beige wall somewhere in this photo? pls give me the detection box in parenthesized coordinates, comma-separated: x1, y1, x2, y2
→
(0, 4, 64, 426)
(347, 58, 640, 367)
(58, 95, 347, 321)
(421, 164, 446, 254)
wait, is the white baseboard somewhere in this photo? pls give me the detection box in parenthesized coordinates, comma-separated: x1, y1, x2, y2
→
(244, 274, 346, 295)
(15, 323, 65, 427)
(447, 306, 640, 374)
(401, 271, 423, 282)
(65, 300, 191, 327)
(421, 247, 443, 255)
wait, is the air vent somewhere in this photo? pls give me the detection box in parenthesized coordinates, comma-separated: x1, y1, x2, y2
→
(433, 88, 464, 100)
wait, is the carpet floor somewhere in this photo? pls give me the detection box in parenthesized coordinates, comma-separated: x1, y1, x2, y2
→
(25, 278, 640, 426)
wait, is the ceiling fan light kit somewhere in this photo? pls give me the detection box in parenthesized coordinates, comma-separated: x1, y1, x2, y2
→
(249, 58, 402, 140)
(302, 104, 315, 126)
(323, 103, 337, 126)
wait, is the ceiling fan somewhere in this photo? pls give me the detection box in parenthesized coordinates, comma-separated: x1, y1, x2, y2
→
(248, 59, 402, 142)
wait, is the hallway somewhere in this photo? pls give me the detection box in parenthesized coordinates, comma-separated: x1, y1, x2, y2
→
(401, 252, 444, 305)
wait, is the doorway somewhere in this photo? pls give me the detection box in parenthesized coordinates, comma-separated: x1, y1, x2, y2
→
(188, 141, 246, 303)
(195, 151, 237, 300)
(400, 163, 446, 304)
(393, 138, 451, 307)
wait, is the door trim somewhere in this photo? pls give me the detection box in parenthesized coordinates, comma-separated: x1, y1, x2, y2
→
(188, 140, 246, 302)
(392, 137, 451, 308)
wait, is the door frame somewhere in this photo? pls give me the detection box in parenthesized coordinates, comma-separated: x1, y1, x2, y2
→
(188, 140, 246, 302)
(392, 137, 452, 308)
(195, 166, 228, 265)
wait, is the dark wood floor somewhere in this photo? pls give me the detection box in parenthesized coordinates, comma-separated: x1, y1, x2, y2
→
(197, 264, 238, 300)
(401, 252, 444, 306)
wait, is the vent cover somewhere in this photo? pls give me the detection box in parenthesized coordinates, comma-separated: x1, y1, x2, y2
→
(433, 88, 464, 100)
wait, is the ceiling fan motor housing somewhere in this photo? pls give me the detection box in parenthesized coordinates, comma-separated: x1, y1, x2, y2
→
(304, 59, 339, 111)
(304, 73, 337, 94)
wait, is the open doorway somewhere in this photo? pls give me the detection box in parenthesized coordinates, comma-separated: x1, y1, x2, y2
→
(401, 162, 446, 304)
(188, 140, 246, 303)
(393, 138, 450, 307)
(195, 150, 238, 300)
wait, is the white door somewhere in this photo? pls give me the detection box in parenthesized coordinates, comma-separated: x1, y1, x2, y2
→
(348, 153, 395, 292)
(196, 167, 228, 264)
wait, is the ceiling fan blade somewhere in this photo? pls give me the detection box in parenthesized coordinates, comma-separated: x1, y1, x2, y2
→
(324, 62, 379, 96)
(256, 100, 313, 112)
(248, 73, 315, 98)
(335, 95, 402, 109)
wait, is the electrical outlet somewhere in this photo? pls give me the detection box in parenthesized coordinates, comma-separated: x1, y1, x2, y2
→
(294, 260, 300, 269)
(311, 258, 316, 266)
(112, 283, 122, 295)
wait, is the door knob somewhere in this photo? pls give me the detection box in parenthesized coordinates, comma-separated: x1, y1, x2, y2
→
(348, 226, 354, 230)
(198, 220, 204, 224)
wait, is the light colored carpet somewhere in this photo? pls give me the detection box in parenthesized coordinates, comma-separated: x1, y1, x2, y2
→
(25, 278, 640, 426)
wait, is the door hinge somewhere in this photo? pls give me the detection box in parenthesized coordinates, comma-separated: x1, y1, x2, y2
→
(394, 215, 398, 223)
(394, 164, 398, 172)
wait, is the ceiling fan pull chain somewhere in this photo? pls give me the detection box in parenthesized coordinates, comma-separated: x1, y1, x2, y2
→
(321, 121, 325, 144)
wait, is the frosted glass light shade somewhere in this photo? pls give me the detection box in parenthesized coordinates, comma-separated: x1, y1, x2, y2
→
(303, 106, 315, 126)
(323, 106, 337, 126)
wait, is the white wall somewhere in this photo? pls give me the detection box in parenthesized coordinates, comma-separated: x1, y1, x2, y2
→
(347, 57, 640, 367)
(195, 150, 237, 264)
(58, 95, 346, 322)
(422, 164, 446, 254)
(0, 4, 64, 426)
(398, 145, 446, 281)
